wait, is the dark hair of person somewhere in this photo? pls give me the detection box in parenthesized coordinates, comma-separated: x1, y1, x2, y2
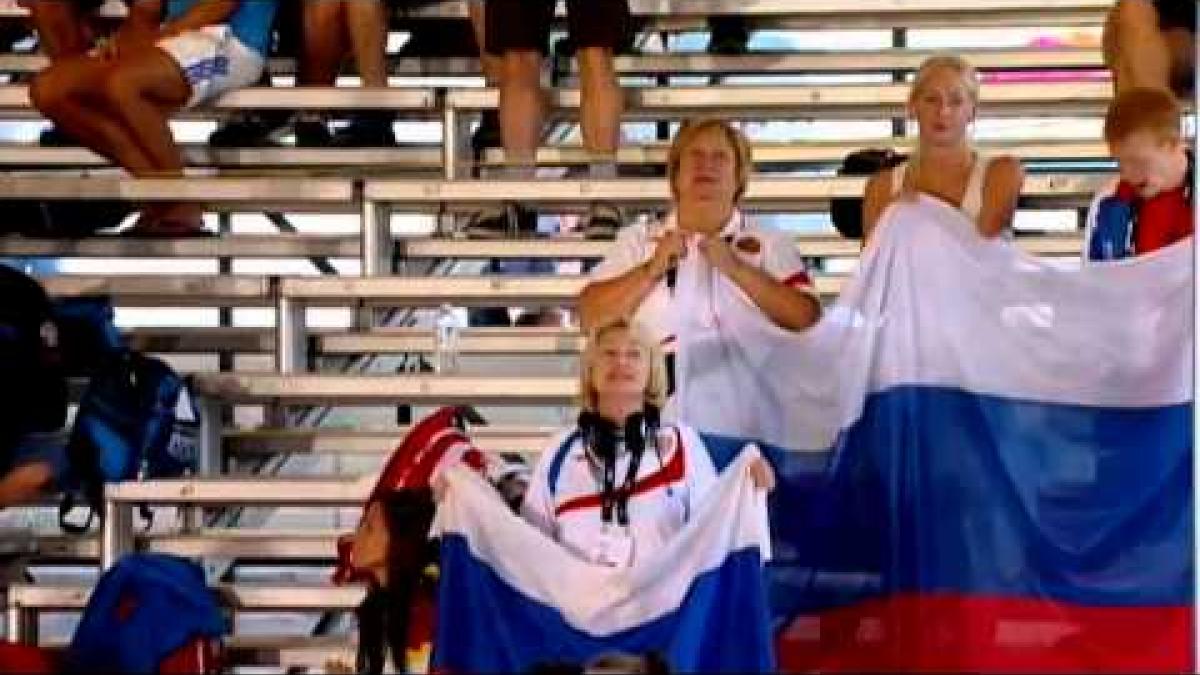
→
(355, 488, 437, 674)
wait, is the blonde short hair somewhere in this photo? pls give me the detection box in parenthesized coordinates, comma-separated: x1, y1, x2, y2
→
(667, 117, 753, 202)
(578, 319, 669, 413)
(910, 54, 981, 105)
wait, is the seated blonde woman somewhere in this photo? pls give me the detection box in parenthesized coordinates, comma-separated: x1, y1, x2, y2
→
(522, 319, 774, 568)
(863, 55, 1025, 242)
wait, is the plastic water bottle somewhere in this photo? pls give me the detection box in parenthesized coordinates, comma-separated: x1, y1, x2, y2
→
(433, 304, 461, 374)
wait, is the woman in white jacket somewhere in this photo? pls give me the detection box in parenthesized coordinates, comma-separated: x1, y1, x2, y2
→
(522, 319, 774, 568)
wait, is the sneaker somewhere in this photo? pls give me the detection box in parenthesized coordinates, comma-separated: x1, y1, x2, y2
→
(329, 112, 396, 148)
(208, 111, 292, 148)
(293, 119, 332, 148)
(583, 202, 623, 240)
(464, 202, 537, 239)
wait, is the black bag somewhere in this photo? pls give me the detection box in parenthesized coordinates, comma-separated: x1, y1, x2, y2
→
(0, 265, 67, 451)
(829, 148, 908, 240)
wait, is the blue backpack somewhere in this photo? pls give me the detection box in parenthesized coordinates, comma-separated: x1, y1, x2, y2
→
(51, 296, 126, 376)
(59, 352, 200, 533)
(66, 553, 226, 674)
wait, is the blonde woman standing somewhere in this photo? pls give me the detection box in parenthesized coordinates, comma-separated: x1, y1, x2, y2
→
(863, 55, 1025, 241)
(580, 118, 821, 440)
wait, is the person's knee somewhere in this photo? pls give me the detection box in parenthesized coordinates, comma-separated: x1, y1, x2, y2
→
(343, 0, 384, 20)
(1110, 0, 1160, 35)
(576, 46, 618, 81)
(305, 0, 344, 20)
(502, 50, 542, 85)
(29, 68, 70, 117)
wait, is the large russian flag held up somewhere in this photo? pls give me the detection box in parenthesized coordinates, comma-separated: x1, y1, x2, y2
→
(671, 196, 1192, 672)
(431, 450, 776, 673)
(428, 195, 1190, 672)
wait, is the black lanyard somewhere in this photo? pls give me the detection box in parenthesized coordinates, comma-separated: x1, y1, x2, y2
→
(585, 435, 654, 527)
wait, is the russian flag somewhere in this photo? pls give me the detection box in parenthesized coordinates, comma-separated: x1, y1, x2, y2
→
(431, 450, 776, 673)
(672, 197, 1193, 672)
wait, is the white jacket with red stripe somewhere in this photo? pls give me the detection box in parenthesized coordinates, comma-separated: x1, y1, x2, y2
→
(521, 424, 719, 567)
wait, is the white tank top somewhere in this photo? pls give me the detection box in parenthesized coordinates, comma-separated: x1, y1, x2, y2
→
(891, 152, 990, 224)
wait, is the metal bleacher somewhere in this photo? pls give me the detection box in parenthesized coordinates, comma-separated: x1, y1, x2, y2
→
(0, 0, 1126, 670)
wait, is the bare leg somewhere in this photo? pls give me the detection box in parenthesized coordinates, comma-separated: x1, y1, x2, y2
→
(336, 0, 395, 145)
(576, 45, 622, 158)
(576, 45, 625, 236)
(467, 0, 502, 87)
(1104, 0, 1174, 94)
(30, 56, 159, 171)
(466, 0, 502, 162)
(0, 462, 52, 508)
(100, 46, 197, 227)
(100, 47, 191, 173)
(300, 0, 347, 86)
(21, 0, 92, 60)
(344, 0, 388, 87)
(292, 0, 345, 145)
(498, 50, 543, 173)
